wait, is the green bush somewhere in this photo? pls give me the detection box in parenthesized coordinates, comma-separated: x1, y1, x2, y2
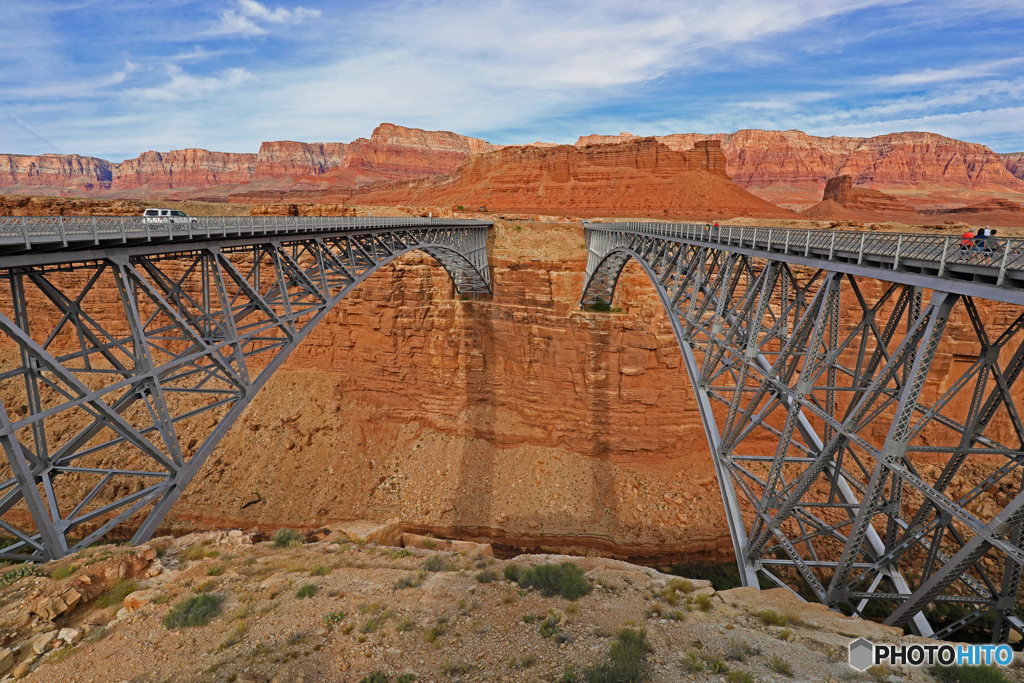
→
(757, 608, 788, 626)
(592, 300, 612, 312)
(272, 528, 304, 548)
(51, 564, 78, 580)
(476, 569, 499, 584)
(310, 564, 330, 576)
(583, 627, 652, 683)
(728, 670, 754, 683)
(503, 563, 521, 582)
(517, 562, 591, 601)
(540, 616, 562, 639)
(361, 672, 388, 683)
(423, 555, 453, 572)
(296, 584, 317, 599)
(397, 673, 417, 683)
(96, 578, 138, 609)
(163, 594, 224, 629)
(207, 564, 224, 576)
(324, 610, 345, 626)
(768, 654, 793, 676)
(930, 665, 1011, 683)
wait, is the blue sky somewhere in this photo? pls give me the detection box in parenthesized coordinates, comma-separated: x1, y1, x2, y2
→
(2, 0, 1024, 161)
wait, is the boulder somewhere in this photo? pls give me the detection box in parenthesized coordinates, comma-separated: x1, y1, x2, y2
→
(716, 586, 904, 640)
(402, 533, 493, 557)
(327, 519, 402, 547)
(31, 631, 58, 655)
(57, 628, 82, 646)
(123, 589, 162, 612)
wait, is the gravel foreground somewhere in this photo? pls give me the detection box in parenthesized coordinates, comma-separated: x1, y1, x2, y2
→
(0, 530, 993, 683)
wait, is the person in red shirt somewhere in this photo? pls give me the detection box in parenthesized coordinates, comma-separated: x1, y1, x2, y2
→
(961, 229, 975, 251)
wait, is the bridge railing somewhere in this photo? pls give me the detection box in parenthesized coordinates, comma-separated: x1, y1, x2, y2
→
(0, 215, 492, 250)
(591, 221, 1024, 288)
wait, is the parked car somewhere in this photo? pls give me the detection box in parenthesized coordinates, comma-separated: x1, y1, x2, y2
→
(142, 208, 197, 224)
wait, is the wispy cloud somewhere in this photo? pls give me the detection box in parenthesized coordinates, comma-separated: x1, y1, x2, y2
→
(129, 65, 253, 102)
(209, 0, 321, 37)
(867, 58, 1024, 88)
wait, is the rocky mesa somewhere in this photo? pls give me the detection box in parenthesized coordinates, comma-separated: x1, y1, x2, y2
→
(347, 139, 795, 220)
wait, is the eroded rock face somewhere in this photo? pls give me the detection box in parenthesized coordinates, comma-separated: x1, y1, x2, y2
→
(0, 124, 495, 197)
(348, 139, 795, 220)
(999, 152, 1024, 181)
(578, 129, 1024, 209)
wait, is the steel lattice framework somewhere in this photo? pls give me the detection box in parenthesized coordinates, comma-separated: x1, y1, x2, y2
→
(582, 222, 1024, 643)
(0, 216, 491, 563)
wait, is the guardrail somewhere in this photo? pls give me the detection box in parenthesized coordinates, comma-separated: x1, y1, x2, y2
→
(591, 221, 1024, 289)
(0, 215, 492, 252)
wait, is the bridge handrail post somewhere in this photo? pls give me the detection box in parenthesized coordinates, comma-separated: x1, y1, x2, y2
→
(119, 217, 126, 243)
(19, 216, 31, 248)
(804, 230, 810, 257)
(997, 240, 1012, 286)
(894, 234, 903, 271)
(187, 219, 193, 240)
(91, 216, 99, 245)
(767, 228, 773, 252)
(938, 236, 950, 277)
(785, 229, 790, 254)
(728, 226, 733, 246)
(828, 232, 836, 260)
(858, 234, 865, 264)
(57, 216, 67, 247)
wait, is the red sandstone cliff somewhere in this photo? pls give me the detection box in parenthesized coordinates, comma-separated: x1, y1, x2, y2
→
(1002, 153, 1024, 181)
(347, 139, 795, 220)
(800, 174, 922, 222)
(578, 130, 1024, 209)
(0, 124, 496, 198)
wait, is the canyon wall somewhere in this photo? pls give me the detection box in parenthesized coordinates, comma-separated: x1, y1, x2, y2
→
(1002, 153, 1024, 181)
(347, 139, 796, 220)
(578, 131, 1024, 209)
(0, 124, 496, 198)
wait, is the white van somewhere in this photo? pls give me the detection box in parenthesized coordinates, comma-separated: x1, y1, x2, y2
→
(142, 208, 197, 224)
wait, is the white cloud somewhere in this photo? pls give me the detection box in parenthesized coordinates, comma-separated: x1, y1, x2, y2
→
(867, 58, 1024, 88)
(210, 0, 322, 37)
(128, 65, 253, 102)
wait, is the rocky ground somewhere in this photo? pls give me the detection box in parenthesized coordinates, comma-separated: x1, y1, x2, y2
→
(0, 527, 984, 683)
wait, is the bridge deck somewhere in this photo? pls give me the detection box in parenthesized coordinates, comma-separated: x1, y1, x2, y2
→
(588, 222, 1024, 306)
(0, 216, 492, 259)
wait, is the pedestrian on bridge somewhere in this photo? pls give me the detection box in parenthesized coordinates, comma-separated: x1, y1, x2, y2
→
(961, 228, 975, 252)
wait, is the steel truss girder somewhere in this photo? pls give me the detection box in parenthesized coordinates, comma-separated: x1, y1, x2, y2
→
(0, 225, 490, 561)
(581, 228, 1024, 643)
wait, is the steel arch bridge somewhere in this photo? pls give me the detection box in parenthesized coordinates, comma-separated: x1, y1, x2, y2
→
(582, 222, 1024, 643)
(0, 215, 491, 563)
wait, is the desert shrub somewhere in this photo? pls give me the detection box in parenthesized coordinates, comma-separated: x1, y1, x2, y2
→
(503, 563, 521, 582)
(522, 613, 541, 624)
(539, 616, 562, 639)
(511, 653, 538, 669)
(207, 564, 224, 576)
(192, 579, 217, 594)
(0, 565, 41, 588)
(96, 578, 138, 608)
(684, 651, 706, 672)
(219, 621, 246, 650)
(397, 617, 417, 632)
(51, 564, 78, 580)
(185, 544, 209, 561)
(592, 300, 612, 312)
(757, 608, 787, 626)
(324, 610, 345, 626)
(397, 675, 417, 683)
(562, 667, 581, 683)
(867, 665, 891, 682)
(582, 627, 652, 683)
(696, 593, 714, 612)
(272, 528, 304, 548)
(296, 584, 317, 599)
(728, 669, 754, 683)
(778, 627, 793, 640)
(476, 569, 499, 584)
(439, 661, 473, 676)
(456, 205, 464, 211)
(704, 654, 729, 674)
(930, 665, 1010, 683)
(725, 638, 757, 661)
(517, 562, 591, 601)
(394, 571, 427, 589)
(361, 672, 388, 683)
(163, 594, 224, 629)
(667, 609, 685, 621)
(310, 564, 330, 576)
(768, 654, 793, 676)
(390, 549, 413, 559)
(422, 555, 453, 572)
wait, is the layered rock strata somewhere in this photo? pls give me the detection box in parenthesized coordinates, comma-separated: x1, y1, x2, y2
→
(1001, 152, 1024, 181)
(577, 130, 1024, 209)
(0, 124, 496, 197)
(347, 139, 795, 220)
(800, 174, 922, 222)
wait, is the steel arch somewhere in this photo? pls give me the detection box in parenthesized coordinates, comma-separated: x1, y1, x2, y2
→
(581, 223, 1024, 643)
(0, 219, 491, 562)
